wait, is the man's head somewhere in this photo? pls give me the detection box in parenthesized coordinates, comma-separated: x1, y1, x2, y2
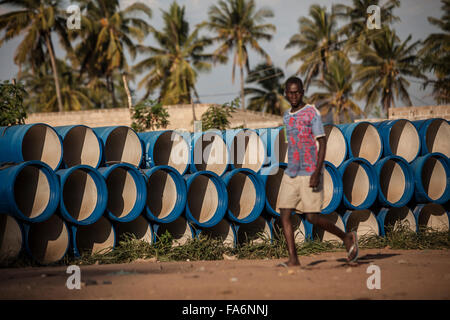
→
(285, 76, 304, 108)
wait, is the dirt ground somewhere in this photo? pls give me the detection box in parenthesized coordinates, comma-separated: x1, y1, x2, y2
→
(1, 248, 449, 300)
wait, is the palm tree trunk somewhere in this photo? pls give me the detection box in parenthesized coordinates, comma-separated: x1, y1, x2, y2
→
(240, 66, 245, 110)
(44, 33, 63, 112)
(122, 73, 133, 111)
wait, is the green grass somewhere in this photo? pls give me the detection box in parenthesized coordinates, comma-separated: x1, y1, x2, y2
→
(2, 225, 450, 268)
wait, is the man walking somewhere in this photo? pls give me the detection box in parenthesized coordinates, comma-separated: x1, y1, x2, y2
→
(278, 76, 358, 267)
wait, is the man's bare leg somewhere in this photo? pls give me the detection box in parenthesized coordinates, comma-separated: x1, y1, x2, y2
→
(279, 208, 300, 266)
(304, 213, 358, 260)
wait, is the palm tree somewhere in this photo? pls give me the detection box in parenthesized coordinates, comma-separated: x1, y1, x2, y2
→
(0, 0, 72, 112)
(285, 5, 340, 92)
(244, 63, 289, 115)
(134, 2, 213, 105)
(419, 0, 450, 104)
(21, 59, 92, 112)
(203, 0, 276, 110)
(74, 0, 152, 107)
(354, 27, 427, 115)
(334, 0, 400, 52)
(309, 52, 363, 124)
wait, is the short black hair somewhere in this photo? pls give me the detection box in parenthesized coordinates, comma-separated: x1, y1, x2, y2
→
(285, 76, 304, 92)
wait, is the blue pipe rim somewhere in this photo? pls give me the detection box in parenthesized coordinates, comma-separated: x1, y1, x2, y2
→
(221, 167, 265, 224)
(338, 157, 379, 210)
(98, 163, 147, 223)
(58, 165, 108, 225)
(69, 216, 117, 258)
(412, 152, 450, 204)
(143, 165, 187, 224)
(184, 170, 228, 228)
(322, 161, 343, 214)
(55, 125, 104, 169)
(2, 160, 60, 223)
(374, 155, 415, 207)
(259, 162, 287, 217)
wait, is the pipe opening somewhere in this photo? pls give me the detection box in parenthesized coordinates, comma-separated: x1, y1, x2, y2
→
(313, 212, 345, 242)
(273, 214, 306, 243)
(187, 175, 219, 224)
(62, 169, 98, 222)
(342, 162, 369, 207)
(75, 217, 115, 255)
(115, 215, 152, 243)
(14, 165, 50, 219)
(345, 210, 379, 237)
(106, 167, 137, 219)
(237, 216, 271, 245)
(384, 207, 416, 232)
(201, 219, 235, 247)
(230, 130, 265, 171)
(28, 214, 68, 264)
(265, 166, 285, 214)
(21, 124, 62, 170)
(350, 123, 381, 164)
(157, 217, 193, 246)
(0, 215, 22, 263)
(227, 172, 256, 220)
(426, 119, 450, 157)
(273, 128, 288, 163)
(417, 204, 449, 232)
(147, 170, 177, 219)
(421, 157, 446, 200)
(153, 131, 189, 174)
(389, 120, 420, 162)
(380, 159, 406, 204)
(62, 126, 101, 168)
(325, 125, 346, 167)
(193, 133, 228, 175)
(104, 127, 142, 166)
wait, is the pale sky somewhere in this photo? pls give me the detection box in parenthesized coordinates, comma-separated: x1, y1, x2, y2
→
(0, 0, 444, 110)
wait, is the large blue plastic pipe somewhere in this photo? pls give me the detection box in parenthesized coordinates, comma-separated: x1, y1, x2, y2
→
(322, 161, 343, 214)
(412, 203, 449, 232)
(236, 214, 274, 245)
(223, 129, 267, 173)
(338, 122, 383, 164)
(412, 118, 450, 157)
(342, 209, 380, 237)
(0, 123, 63, 170)
(184, 170, 228, 228)
(339, 157, 379, 210)
(199, 219, 238, 247)
(69, 216, 116, 258)
(154, 216, 196, 245)
(376, 119, 421, 163)
(0, 161, 60, 223)
(56, 165, 108, 225)
(114, 215, 154, 244)
(22, 214, 70, 264)
(259, 162, 287, 217)
(98, 163, 147, 223)
(0, 213, 24, 263)
(54, 125, 103, 169)
(374, 155, 414, 207)
(256, 127, 287, 166)
(143, 165, 187, 224)
(139, 130, 191, 175)
(410, 152, 449, 204)
(190, 130, 230, 176)
(221, 168, 265, 224)
(375, 206, 417, 236)
(93, 126, 144, 167)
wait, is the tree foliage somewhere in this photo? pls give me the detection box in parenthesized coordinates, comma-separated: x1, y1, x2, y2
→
(0, 81, 27, 126)
(200, 98, 239, 131)
(131, 99, 170, 132)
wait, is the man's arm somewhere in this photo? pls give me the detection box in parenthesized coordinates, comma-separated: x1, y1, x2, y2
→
(309, 136, 326, 188)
